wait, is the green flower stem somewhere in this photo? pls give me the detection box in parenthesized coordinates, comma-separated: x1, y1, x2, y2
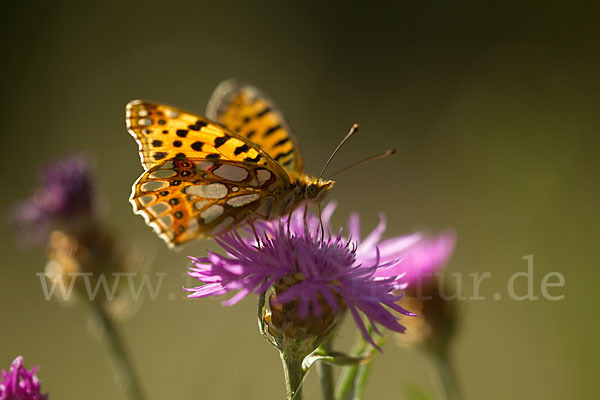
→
(335, 324, 379, 400)
(432, 351, 461, 400)
(351, 358, 373, 400)
(316, 339, 335, 400)
(91, 302, 145, 400)
(280, 351, 305, 400)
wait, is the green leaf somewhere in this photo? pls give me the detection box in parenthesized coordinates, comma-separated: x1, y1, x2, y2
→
(303, 351, 369, 372)
(334, 323, 385, 400)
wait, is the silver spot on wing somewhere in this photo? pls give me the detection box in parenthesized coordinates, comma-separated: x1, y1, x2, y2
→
(226, 193, 261, 208)
(147, 202, 169, 217)
(141, 180, 169, 192)
(213, 164, 249, 182)
(139, 195, 157, 206)
(193, 200, 210, 211)
(149, 169, 177, 179)
(158, 214, 173, 228)
(200, 205, 224, 224)
(184, 183, 228, 199)
(165, 109, 179, 118)
(256, 169, 272, 184)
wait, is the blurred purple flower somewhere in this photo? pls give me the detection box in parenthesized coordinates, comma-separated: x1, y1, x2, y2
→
(186, 202, 455, 346)
(12, 155, 95, 243)
(0, 356, 48, 400)
(348, 212, 456, 287)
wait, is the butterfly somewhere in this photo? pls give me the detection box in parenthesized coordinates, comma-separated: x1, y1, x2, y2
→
(126, 80, 335, 247)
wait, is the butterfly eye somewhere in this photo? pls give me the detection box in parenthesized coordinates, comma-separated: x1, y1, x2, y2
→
(306, 184, 318, 199)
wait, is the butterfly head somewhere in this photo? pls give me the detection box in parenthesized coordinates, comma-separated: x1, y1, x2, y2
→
(305, 178, 334, 202)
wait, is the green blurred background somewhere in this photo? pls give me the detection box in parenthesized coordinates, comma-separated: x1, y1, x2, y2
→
(1, 1, 598, 399)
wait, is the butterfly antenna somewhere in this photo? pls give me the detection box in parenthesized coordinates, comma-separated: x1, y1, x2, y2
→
(328, 148, 396, 178)
(318, 123, 360, 180)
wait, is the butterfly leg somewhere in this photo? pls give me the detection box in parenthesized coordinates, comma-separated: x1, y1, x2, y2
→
(317, 202, 324, 241)
(286, 209, 293, 236)
(246, 215, 261, 247)
(302, 203, 309, 236)
(303, 203, 308, 224)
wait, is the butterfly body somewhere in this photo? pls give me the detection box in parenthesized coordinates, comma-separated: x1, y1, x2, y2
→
(269, 174, 334, 219)
(127, 80, 333, 247)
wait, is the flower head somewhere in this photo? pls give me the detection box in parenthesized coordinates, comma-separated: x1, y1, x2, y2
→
(12, 155, 95, 243)
(351, 215, 456, 288)
(187, 202, 455, 349)
(0, 356, 48, 400)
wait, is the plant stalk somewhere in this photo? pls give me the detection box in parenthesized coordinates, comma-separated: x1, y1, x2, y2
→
(280, 351, 305, 400)
(432, 351, 461, 400)
(91, 302, 145, 400)
(316, 339, 335, 400)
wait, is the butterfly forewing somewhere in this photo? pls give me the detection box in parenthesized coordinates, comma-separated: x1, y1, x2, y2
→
(126, 100, 286, 175)
(205, 80, 304, 174)
(130, 158, 282, 247)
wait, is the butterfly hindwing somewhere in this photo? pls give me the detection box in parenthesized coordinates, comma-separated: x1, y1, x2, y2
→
(205, 79, 304, 174)
(130, 157, 282, 247)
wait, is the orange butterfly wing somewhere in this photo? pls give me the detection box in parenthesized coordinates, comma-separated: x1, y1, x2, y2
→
(205, 79, 304, 174)
(130, 158, 283, 247)
(126, 100, 292, 247)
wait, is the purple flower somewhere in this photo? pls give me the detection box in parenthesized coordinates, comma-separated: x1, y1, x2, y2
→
(12, 155, 95, 243)
(186, 202, 455, 347)
(348, 212, 456, 287)
(0, 356, 48, 400)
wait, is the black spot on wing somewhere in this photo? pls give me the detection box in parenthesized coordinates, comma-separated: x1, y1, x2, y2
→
(152, 140, 163, 147)
(206, 153, 220, 160)
(214, 135, 230, 148)
(153, 152, 167, 160)
(256, 107, 271, 118)
(263, 124, 281, 137)
(244, 154, 261, 163)
(191, 141, 204, 151)
(273, 137, 290, 148)
(234, 144, 250, 155)
(274, 149, 294, 162)
(246, 130, 257, 139)
(176, 129, 188, 138)
(188, 121, 208, 131)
